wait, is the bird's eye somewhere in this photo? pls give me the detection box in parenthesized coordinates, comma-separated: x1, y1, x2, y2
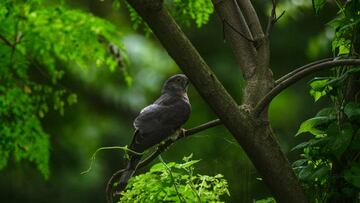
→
(176, 77, 181, 82)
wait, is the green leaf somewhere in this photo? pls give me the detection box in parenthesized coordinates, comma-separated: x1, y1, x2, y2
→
(299, 165, 314, 181)
(292, 159, 308, 168)
(327, 123, 353, 160)
(291, 139, 326, 151)
(177, 160, 200, 169)
(309, 166, 329, 180)
(308, 78, 333, 101)
(312, 0, 327, 14)
(316, 107, 336, 118)
(296, 116, 330, 137)
(344, 102, 360, 120)
(255, 197, 276, 203)
(344, 164, 360, 188)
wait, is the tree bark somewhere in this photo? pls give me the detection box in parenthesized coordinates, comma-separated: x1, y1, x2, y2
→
(124, 0, 308, 202)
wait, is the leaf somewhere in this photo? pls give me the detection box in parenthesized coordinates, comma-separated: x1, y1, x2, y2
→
(309, 166, 329, 180)
(255, 197, 276, 203)
(292, 159, 308, 167)
(312, 0, 327, 14)
(344, 102, 360, 120)
(308, 78, 333, 101)
(296, 116, 330, 137)
(316, 107, 336, 118)
(178, 160, 200, 169)
(298, 165, 314, 181)
(291, 139, 326, 151)
(344, 164, 360, 188)
(327, 123, 353, 160)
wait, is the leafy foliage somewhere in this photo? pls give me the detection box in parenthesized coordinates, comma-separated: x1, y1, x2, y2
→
(312, 0, 326, 14)
(168, 0, 214, 28)
(119, 155, 230, 202)
(293, 0, 360, 202)
(0, 0, 126, 178)
(122, 0, 214, 33)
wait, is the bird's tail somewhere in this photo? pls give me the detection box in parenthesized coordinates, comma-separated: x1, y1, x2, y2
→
(117, 154, 142, 194)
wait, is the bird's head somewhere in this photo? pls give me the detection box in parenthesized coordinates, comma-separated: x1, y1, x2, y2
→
(161, 74, 190, 96)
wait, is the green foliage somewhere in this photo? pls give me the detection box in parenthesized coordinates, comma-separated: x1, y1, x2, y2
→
(328, 0, 360, 56)
(123, 0, 214, 33)
(0, 0, 126, 177)
(255, 197, 276, 203)
(312, 0, 326, 14)
(294, 1, 360, 201)
(168, 0, 214, 27)
(119, 155, 230, 202)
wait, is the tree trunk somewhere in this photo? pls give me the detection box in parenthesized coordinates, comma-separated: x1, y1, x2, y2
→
(124, 0, 308, 202)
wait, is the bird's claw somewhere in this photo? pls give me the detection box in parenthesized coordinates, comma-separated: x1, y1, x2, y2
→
(179, 128, 186, 138)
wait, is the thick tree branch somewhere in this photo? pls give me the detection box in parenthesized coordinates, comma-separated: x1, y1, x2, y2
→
(121, 1, 307, 202)
(254, 59, 360, 116)
(275, 58, 334, 85)
(213, 0, 257, 79)
(236, 0, 264, 40)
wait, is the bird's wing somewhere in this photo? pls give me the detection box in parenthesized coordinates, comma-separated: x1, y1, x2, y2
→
(134, 103, 187, 134)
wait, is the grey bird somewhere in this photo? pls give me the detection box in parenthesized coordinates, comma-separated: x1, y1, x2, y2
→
(118, 74, 191, 193)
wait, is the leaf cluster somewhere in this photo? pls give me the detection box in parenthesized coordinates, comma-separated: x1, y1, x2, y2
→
(0, 0, 126, 177)
(123, 0, 214, 34)
(119, 154, 230, 203)
(293, 1, 360, 201)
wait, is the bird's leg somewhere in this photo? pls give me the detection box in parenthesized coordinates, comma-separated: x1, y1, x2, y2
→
(178, 128, 186, 138)
(169, 128, 186, 141)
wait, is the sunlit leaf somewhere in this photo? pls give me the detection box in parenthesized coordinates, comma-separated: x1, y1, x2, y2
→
(296, 116, 330, 137)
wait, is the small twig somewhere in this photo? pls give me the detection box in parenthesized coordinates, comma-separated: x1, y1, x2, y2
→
(159, 155, 186, 203)
(274, 10, 285, 24)
(222, 19, 255, 43)
(81, 146, 143, 175)
(0, 34, 14, 47)
(254, 59, 360, 116)
(106, 169, 126, 203)
(266, 0, 285, 36)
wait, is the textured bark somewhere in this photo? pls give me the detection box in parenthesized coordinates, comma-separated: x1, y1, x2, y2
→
(212, 0, 257, 80)
(236, 0, 264, 40)
(124, 0, 308, 202)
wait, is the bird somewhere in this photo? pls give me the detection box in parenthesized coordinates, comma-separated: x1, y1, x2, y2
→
(117, 73, 191, 194)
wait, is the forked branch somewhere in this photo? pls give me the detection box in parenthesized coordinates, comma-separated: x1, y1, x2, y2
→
(254, 58, 360, 116)
(266, 0, 285, 36)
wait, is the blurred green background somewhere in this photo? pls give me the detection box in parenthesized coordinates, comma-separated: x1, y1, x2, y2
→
(0, 0, 338, 202)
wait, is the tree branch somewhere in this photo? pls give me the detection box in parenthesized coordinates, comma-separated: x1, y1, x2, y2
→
(213, 0, 257, 79)
(120, 1, 307, 202)
(138, 119, 222, 169)
(275, 58, 334, 85)
(0, 34, 14, 48)
(254, 59, 360, 116)
(265, 0, 285, 36)
(266, 0, 277, 36)
(236, 0, 264, 40)
(106, 119, 222, 202)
